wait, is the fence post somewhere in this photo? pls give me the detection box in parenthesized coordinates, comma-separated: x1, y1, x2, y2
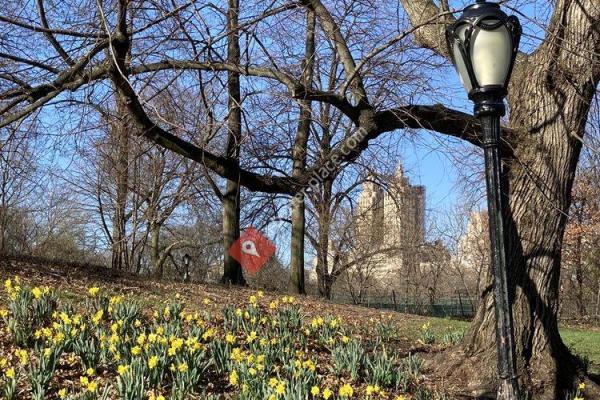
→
(458, 291, 465, 318)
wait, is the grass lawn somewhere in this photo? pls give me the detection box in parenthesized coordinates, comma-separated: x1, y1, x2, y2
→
(401, 316, 600, 374)
(561, 327, 600, 373)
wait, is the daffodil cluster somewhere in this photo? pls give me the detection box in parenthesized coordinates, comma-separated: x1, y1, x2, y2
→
(0, 276, 470, 399)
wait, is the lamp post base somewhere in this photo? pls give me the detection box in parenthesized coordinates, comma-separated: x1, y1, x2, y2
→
(498, 377, 521, 400)
(480, 113, 521, 400)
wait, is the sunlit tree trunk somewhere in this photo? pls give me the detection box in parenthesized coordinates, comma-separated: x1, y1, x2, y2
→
(289, 9, 315, 294)
(108, 1, 131, 271)
(221, 0, 245, 285)
(315, 179, 334, 299)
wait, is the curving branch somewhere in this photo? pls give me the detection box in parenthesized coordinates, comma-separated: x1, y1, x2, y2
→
(0, 15, 105, 38)
(36, 0, 75, 65)
(0, 40, 110, 128)
(399, 0, 454, 59)
(0, 52, 59, 74)
(130, 60, 361, 121)
(110, 68, 298, 194)
(131, 60, 297, 91)
(299, 0, 367, 103)
(377, 105, 483, 147)
(308, 104, 501, 171)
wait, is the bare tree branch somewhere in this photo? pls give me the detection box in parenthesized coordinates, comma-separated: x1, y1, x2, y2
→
(36, 0, 75, 65)
(399, 0, 454, 59)
(299, 0, 367, 103)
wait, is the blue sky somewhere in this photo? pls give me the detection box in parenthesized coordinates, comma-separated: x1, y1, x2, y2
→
(26, 0, 547, 264)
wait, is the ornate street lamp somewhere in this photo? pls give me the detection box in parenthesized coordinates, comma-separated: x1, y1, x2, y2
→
(183, 253, 191, 283)
(446, 1, 521, 399)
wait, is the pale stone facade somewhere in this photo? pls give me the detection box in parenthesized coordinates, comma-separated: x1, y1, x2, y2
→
(354, 165, 426, 278)
(453, 210, 490, 297)
(306, 165, 427, 286)
(456, 211, 489, 272)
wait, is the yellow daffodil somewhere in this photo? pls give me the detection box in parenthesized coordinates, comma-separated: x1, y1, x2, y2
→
(87, 380, 98, 392)
(15, 349, 28, 365)
(275, 382, 286, 395)
(178, 362, 188, 373)
(148, 355, 159, 369)
(229, 370, 239, 386)
(31, 287, 43, 299)
(131, 346, 142, 356)
(339, 383, 354, 398)
(5, 367, 15, 379)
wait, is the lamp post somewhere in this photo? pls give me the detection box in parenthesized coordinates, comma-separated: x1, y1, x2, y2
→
(183, 253, 191, 283)
(446, 1, 521, 399)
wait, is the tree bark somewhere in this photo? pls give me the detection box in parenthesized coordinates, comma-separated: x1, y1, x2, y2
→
(290, 197, 306, 293)
(316, 178, 334, 299)
(110, 100, 130, 271)
(108, 0, 131, 272)
(149, 221, 162, 278)
(289, 9, 315, 295)
(0, 206, 6, 254)
(221, 0, 245, 286)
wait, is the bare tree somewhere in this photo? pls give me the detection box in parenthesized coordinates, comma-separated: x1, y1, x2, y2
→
(289, 8, 316, 294)
(1, 0, 599, 395)
(0, 125, 38, 254)
(220, 0, 246, 286)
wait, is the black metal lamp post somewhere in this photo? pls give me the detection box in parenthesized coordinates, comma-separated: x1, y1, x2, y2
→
(446, 1, 521, 399)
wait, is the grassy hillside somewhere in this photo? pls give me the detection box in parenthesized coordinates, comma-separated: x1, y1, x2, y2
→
(0, 258, 597, 399)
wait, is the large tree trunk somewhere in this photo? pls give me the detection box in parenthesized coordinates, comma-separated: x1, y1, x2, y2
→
(221, 0, 245, 286)
(149, 221, 163, 278)
(438, 3, 599, 394)
(289, 9, 315, 295)
(111, 100, 130, 271)
(108, 2, 131, 272)
(222, 180, 245, 285)
(316, 179, 334, 299)
(290, 198, 306, 293)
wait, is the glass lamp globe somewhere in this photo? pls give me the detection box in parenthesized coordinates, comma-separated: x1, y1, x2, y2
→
(446, 1, 521, 114)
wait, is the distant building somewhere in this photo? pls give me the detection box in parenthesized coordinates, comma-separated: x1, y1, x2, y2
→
(308, 165, 468, 305)
(453, 210, 490, 298)
(354, 165, 426, 278)
(456, 211, 488, 268)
